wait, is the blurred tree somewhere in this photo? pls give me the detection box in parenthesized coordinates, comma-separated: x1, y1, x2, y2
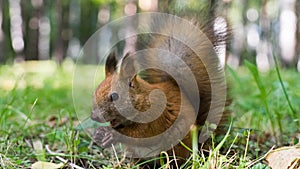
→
(52, 0, 70, 64)
(158, 0, 172, 13)
(1, 0, 14, 63)
(21, 0, 39, 61)
(78, 0, 99, 64)
(241, 0, 256, 65)
(0, 0, 299, 70)
(79, 1, 98, 45)
(295, 0, 300, 69)
(0, 0, 3, 62)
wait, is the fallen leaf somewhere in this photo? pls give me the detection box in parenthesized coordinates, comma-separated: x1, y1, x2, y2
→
(31, 161, 64, 169)
(33, 140, 43, 151)
(266, 146, 300, 169)
(46, 116, 58, 127)
(46, 116, 77, 127)
(32, 139, 45, 161)
(289, 158, 300, 169)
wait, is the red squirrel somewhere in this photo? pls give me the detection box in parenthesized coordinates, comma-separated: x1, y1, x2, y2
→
(91, 15, 230, 164)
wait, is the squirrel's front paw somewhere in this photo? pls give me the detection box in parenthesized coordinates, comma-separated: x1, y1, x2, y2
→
(93, 126, 117, 148)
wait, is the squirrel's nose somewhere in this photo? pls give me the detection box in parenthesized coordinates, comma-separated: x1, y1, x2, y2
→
(91, 109, 105, 122)
(91, 110, 99, 121)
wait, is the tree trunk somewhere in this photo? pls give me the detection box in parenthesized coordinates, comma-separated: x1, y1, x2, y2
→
(52, 0, 70, 64)
(0, 0, 3, 62)
(1, 0, 14, 63)
(21, 0, 39, 60)
(295, 0, 300, 69)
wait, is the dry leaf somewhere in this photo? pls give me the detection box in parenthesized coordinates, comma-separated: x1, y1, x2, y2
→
(289, 158, 300, 169)
(31, 161, 64, 169)
(266, 146, 300, 169)
(46, 116, 58, 127)
(32, 140, 43, 151)
(32, 139, 46, 162)
(46, 116, 78, 127)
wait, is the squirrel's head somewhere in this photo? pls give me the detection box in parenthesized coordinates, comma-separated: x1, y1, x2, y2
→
(91, 51, 123, 128)
(91, 51, 154, 128)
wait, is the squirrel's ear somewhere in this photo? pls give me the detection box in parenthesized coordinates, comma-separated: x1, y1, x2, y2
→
(105, 51, 118, 77)
(129, 74, 139, 88)
(119, 53, 137, 80)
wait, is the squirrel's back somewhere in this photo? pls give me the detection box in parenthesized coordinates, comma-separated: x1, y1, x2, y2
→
(137, 16, 230, 127)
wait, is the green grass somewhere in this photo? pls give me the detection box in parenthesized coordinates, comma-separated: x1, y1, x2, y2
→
(228, 65, 300, 142)
(0, 60, 299, 168)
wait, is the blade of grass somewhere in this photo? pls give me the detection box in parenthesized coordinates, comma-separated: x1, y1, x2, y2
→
(274, 110, 283, 141)
(271, 45, 297, 123)
(204, 123, 232, 169)
(191, 125, 198, 169)
(179, 141, 192, 153)
(244, 61, 277, 143)
(131, 157, 160, 169)
(226, 65, 242, 87)
(213, 122, 232, 153)
(23, 98, 38, 127)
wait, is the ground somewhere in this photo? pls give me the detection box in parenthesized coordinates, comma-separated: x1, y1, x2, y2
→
(0, 60, 299, 168)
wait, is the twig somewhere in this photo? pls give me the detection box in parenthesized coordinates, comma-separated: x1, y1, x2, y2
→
(111, 144, 121, 168)
(117, 151, 126, 167)
(0, 154, 6, 169)
(243, 130, 250, 162)
(45, 145, 84, 169)
(247, 145, 276, 168)
(172, 147, 179, 169)
(161, 151, 170, 169)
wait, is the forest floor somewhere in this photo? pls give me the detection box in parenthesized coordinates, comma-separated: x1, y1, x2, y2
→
(0, 60, 299, 168)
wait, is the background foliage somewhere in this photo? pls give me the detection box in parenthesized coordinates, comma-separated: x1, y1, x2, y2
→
(0, 0, 300, 70)
(0, 0, 300, 168)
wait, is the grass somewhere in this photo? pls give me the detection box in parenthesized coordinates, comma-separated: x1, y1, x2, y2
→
(228, 65, 300, 142)
(0, 60, 299, 168)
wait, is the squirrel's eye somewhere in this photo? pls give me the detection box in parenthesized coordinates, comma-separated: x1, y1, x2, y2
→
(109, 92, 119, 102)
(110, 92, 119, 101)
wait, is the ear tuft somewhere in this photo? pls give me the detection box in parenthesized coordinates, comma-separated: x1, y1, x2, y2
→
(129, 74, 139, 88)
(105, 51, 118, 76)
(119, 52, 137, 80)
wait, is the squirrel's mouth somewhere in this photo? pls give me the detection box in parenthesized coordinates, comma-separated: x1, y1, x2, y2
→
(91, 108, 126, 129)
(110, 119, 120, 128)
(110, 118, 126, 129)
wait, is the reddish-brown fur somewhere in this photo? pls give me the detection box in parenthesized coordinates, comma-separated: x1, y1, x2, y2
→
(91, 17, 230, 165)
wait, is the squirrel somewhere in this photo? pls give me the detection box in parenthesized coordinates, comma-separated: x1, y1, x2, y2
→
(91, 14, 230, 165)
